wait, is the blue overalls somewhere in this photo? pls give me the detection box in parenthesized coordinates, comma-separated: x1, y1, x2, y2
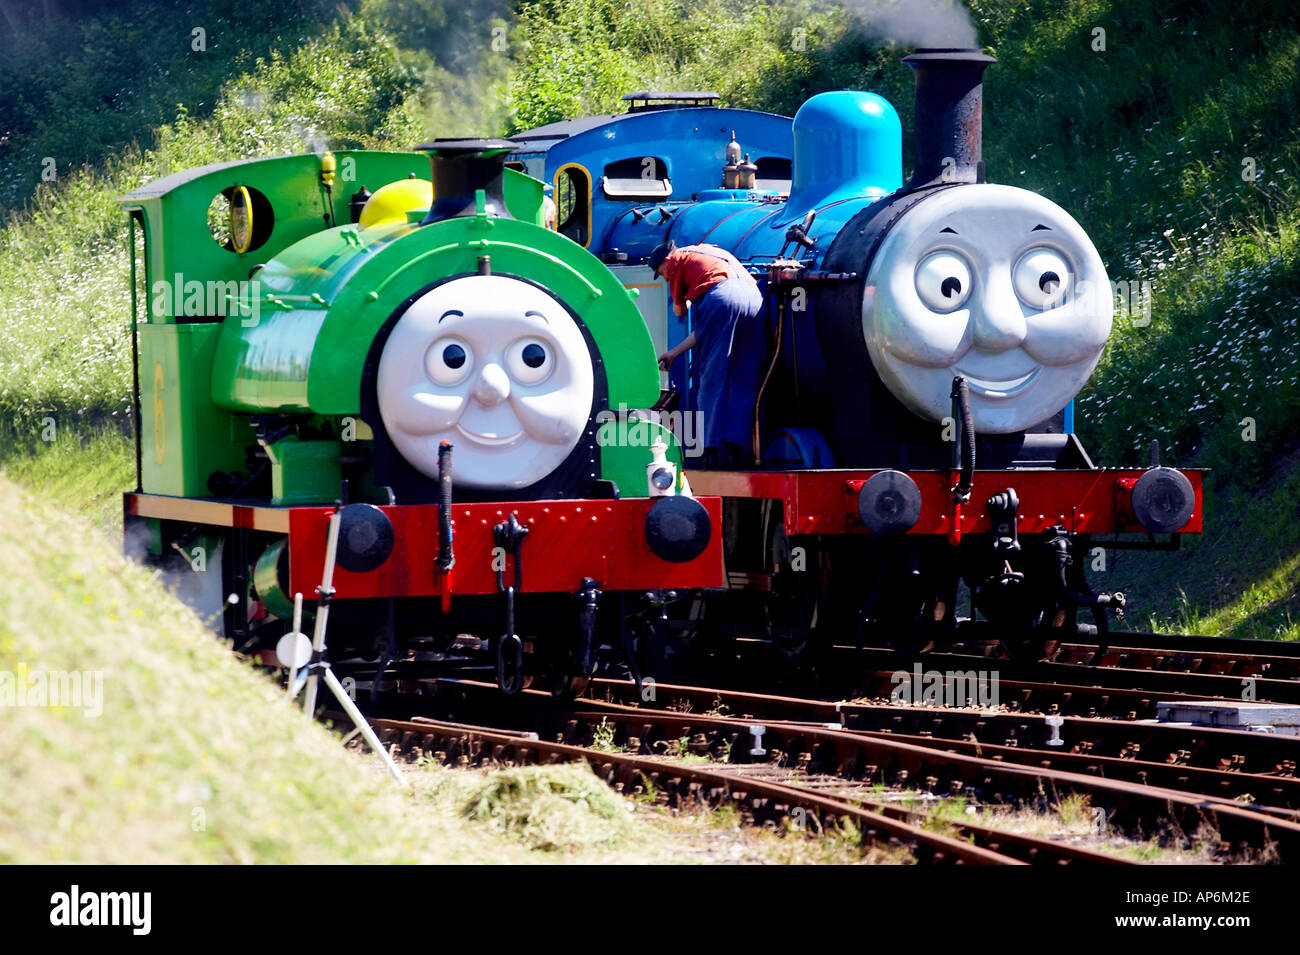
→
(682, 246, 766, 460)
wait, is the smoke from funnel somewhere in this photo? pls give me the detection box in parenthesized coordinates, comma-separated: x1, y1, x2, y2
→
(842, 0, 978, 48)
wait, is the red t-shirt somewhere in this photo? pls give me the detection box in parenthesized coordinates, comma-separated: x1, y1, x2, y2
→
(660, 244, 754, 313)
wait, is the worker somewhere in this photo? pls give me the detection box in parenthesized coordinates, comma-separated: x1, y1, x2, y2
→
(651, 240, 765, 466)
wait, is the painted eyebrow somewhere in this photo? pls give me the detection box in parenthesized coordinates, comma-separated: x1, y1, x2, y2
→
(524, 309, 549, 323)
(939, 226, 958, 234)
(438, 309, 464, 323)
(1031, 224, 1053, 231)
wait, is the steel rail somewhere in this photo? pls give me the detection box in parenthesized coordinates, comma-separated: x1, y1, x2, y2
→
(821, 647, 1300, 703)
(409, 680, 1299, 857)
(961, 639, 1300, 680)
(364, 714, 1025, 865)
(584, 678, 1300, 797)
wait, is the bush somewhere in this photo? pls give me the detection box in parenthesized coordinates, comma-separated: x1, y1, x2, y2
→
(0, 7, 427, 426)
(0, 0, 342, 212)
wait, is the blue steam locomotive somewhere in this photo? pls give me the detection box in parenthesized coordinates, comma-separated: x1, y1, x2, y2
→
(507, 48, 1202, 657)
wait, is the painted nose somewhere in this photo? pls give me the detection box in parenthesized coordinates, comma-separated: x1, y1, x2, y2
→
(971, 274, 1028, 351)
(472, 362, 511, 407)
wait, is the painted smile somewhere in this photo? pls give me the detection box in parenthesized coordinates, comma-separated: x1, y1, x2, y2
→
(455, 424, 525, 447)
(955, 367, 1040, 398)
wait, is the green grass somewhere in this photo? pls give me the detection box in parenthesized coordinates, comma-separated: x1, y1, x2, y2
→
(1108, 464, 1300, 641)
(0, 1, 347, 211)
(590, 716, 623, 752)
(915, 795, 972, 839)
(0, 10, 424, 426)
(0, 472, 515, 863)
(891, 790, 1220, 862)
(459, 764, 635, 852)
(0, 423, 134, 533)
(962, 1, 1300, 637)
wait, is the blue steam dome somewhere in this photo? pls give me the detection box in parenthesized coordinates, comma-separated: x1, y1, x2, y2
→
(785, 91, 903, 216)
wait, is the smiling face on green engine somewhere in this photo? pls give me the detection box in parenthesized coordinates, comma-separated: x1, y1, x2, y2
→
(376, 275, 596, 489)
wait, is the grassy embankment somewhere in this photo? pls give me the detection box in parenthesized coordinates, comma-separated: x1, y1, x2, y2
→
(972, 1, 1300, 640)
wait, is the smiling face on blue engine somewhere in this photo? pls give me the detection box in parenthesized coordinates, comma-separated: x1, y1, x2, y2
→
(376, 275, 595, 489)
(863, 184, 1112, 434)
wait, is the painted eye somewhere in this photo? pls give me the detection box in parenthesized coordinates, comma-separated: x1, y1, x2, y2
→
(915, 251, 973, 312)
(443, 344, 467, 368)
(521, 343, 546, 368)
(1014, 247, 1072, 309)
(425, 338, 473, 386)
(506, 338, 554, 384)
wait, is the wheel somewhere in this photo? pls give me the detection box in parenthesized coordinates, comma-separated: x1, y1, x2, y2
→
(763, 561, 820, 660)
(551, 674, 591, 701)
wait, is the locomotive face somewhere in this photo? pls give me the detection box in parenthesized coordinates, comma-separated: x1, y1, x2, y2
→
(376, 275, 595, 489)
(862, 184, 1111, 434)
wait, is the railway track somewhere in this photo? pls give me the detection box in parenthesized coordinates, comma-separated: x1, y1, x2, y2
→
(570, 680, 1300, 807)
(1051, 629, 1300, 664)
(350, 677, 1300, 860)
(674, 640, 1300, 718)
(911, 627, 1300, 674)
(1038, 641, 1300, 679)
(910, 648, 1300, 699)
(383, 659, 1235, 720)
(327, 628, 1300, 862)
(822, 646, 1300, 703)
(361, 713, 1132, 865)
(373, 629, 1300, 718)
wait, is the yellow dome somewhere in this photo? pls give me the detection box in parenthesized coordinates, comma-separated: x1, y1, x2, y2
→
(358, 178, 434, 229)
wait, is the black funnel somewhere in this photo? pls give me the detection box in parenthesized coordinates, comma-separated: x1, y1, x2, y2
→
(902, 48, 996, 190)
(415, 138, 517, 224)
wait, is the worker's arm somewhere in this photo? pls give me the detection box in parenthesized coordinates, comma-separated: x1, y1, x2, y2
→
(666, 264, 690, 317)
(658, 332, 697, 370)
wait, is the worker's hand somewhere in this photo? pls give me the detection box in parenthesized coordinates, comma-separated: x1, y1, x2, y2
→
(673, 302, 687, 318)
(657, 351, 673, 371)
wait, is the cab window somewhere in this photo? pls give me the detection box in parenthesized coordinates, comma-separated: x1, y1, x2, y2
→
(554, 165, 591, 246)
(754, 156, 792, 193)
(601, 156, 671, 200)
